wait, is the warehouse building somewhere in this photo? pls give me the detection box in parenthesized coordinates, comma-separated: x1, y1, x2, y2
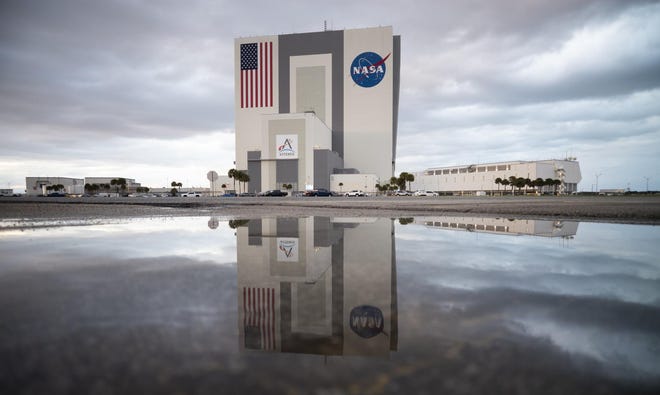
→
(25, 177, 84, 196)
(409, 159, 582, 195)
(235, 26, 400, 193)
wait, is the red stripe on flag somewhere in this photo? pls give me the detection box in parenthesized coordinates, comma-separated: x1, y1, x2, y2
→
(269, 42, 273, 107)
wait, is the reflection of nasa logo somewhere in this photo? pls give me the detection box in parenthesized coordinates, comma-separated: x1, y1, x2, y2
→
(350, 52, 390, 88)
(349, 305, 384, 338)
(278, 138, 295, 156)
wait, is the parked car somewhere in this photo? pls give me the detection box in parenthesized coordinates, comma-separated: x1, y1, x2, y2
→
(305, 188, 332, 197)
(345, 190, 365, 197)
(221, 192, 237, 197)
(259, 190, 287, 197)
(394, 190, 412, 196)
(46, 192, 66, 197)
(239, 192, 256, 197)
(181, 192, 201, 197)
(413, 190, 439, 197)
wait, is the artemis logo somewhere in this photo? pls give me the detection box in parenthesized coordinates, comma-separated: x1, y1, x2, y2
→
(276, 135, 298, 159)
(278, 240, 295, 257)
(278, 138, 294, 155)
(277, 238, 298, 262)
(350, 51, 390, 88)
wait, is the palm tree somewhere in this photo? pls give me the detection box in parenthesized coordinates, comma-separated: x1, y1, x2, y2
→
(515, 177, 526, 194)
(228, 169, 237, 192)
(404, 172, 415, 191)
(494, 177, 502, 195)
(339, 182, 344, 193)
(533, 178, 545, 194)
(501, 178, 510, 194)
(170, 181, 182, 195)
(553, 179, 562, 194)
(234, 171, 249, 193)
(508, 176, 517, 195)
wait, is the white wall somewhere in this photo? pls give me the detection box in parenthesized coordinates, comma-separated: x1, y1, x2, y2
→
(343, 27, 394, 183)
(330, 174, 379, 194)
(234, 35, 280, 171)
(410, 160, 582, 194)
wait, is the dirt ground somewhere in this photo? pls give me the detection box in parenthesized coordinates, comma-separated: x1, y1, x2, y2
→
(1, 195, 659, 225)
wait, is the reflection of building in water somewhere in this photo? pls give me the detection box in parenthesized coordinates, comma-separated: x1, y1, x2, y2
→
(236, 217, 397, 357)
(415, 216, 578, 237)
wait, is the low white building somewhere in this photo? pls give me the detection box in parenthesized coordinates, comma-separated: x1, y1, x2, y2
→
(409, 159, 581, 195)
(25, 177, 84, 196)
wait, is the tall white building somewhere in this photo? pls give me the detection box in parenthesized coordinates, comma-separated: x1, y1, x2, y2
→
(234, 26, 400, 193)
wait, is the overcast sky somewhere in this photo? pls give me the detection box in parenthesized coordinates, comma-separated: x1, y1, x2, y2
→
(1, 0, 659, 191)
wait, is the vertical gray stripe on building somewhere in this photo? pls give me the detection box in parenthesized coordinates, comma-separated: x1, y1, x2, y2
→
(247, 151, 261, 194)
(276, 159, 298, 186)
(278, 31, 344, 157)
(392, 35, 401, 166)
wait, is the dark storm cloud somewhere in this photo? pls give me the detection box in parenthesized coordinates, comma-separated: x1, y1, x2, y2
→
(0, 0, 234, 141)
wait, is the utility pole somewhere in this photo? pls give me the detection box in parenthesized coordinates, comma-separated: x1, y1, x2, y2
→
(595, 173, 603, 193)
(644, 176, 650, 192)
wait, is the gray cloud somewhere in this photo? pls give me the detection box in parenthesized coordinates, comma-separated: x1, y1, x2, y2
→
(1, 0, 659, 190)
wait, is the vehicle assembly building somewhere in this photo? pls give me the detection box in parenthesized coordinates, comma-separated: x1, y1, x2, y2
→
(234, 26, 400, 193)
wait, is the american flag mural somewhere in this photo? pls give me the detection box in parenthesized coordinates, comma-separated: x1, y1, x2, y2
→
(243, 287, 276, 350)
(240, 42, 273, 108)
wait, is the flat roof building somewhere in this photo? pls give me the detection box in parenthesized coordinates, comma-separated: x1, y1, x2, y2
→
(235, 26, 400, 193)
(25, 177, 84, 196)
(409, 159, 582, 195)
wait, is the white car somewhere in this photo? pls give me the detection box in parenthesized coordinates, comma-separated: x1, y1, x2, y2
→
(345, 190, 365, 197)
(181, 192, 201, 197)
(394, 190, 411, 196)
(413, 190, 438, 197)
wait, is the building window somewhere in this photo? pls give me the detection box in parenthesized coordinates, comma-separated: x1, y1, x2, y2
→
(451, 169, 458, 174)
(434, 170, 442, 175)
(487, 166, 496, 171)
(477, 167, 485, 172)
(497, 165, 507, 171)
(459, 168, 467, 174)
(443, 169, 449, 175)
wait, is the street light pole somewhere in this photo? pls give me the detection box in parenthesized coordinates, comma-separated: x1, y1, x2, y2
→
(595, 173, 603, 193)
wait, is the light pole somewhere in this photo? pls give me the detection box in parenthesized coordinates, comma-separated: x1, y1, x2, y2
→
(644, 176, 650, 192)
(595, 173, 603, 193)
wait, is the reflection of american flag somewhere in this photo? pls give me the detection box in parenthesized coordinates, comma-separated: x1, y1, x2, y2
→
(243, 287, 276, 350)
(240, 42, 273, 108)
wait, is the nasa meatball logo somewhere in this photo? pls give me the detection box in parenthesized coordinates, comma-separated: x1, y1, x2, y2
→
(349, 305, 384, 338)
(350, 51, 390, 88)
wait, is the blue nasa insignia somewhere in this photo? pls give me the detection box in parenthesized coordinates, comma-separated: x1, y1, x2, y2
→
(349, 305, 385, 338)
(350, 52, 389, 88)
